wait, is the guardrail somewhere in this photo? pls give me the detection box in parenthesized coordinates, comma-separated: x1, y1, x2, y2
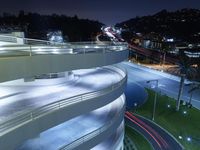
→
(0, 66, 127, 137)
(0, 35, 128, 57)
(0, 35, 17, 43)
(59, 95, 125, 150)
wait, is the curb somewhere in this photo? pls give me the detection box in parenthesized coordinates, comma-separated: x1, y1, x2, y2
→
(124, 134, 138, 150)
(126, 124, 154, 150)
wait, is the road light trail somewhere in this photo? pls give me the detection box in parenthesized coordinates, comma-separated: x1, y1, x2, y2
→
(126, 111, 169, 149)
(125, 111, 183, 150)
(125, 112, 162, 149)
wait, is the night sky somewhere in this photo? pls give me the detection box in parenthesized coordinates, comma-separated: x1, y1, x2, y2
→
(0, 0, 200, 25)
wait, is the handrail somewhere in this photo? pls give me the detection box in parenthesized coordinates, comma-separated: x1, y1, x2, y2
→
(0, 34, 127, 46)
(0, 66, 127, 136)
(0, 35, 17, 43)
(59, 95, 125, 150)
(0, 40, 128, 57)
(0, 35, 127, 46)
(0, 35, 62, 45)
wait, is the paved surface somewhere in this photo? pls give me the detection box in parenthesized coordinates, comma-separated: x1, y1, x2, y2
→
(121, 62, 200, 109)
(124, 68, 148, 109)
(17, 96, 124, 150)
(122, 61, 185, 150)
(92, 121, 124, 150)
(125, 84, 183, 150)
(125, 112, 183, 150)
(0, 67, 122, 122)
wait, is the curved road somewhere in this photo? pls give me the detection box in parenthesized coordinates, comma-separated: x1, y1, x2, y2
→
(123, 61, 184, 150)
(125, 112, 183, 150)
(17, 96, 125, 150)
(121, 61, 200, 109)
(0, 67, 123, 123)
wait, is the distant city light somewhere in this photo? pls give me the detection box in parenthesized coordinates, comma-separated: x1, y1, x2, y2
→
(101, 26, 124, 42)
(188, 44, 193, 48)
(166, 38, 174, 42)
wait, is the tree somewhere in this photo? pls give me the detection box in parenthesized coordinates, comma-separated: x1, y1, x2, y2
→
(188, 83, 200, 107)
(160, 42, 171, 66)
(176, 51, 196, 111)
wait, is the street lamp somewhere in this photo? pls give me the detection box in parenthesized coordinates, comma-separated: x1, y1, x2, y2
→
(146, 79, 158, 121)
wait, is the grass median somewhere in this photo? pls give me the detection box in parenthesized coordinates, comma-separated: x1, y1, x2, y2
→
(125, 125, 153, 150)
(134, 89, 200, 150)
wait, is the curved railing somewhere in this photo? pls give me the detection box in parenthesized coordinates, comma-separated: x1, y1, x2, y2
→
(0, 35, 128, 57)
(59, 95, 125, 150)
(0, 66, 127, 136)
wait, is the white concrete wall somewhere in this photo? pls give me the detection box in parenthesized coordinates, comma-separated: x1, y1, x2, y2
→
(0, 50, 128, 82)
(73, 111, 125, 150)
(0, 83, 126, 150)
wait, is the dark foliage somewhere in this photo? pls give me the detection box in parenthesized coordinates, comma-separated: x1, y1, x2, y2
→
(0, 11, 104, 41)
(116, 9, 200, 42)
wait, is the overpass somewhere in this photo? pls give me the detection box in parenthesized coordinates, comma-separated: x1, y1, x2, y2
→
(129, 44, 200, 65)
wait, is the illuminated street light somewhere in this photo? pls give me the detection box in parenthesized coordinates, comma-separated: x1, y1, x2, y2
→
(183, 110, 187, 115)
(178, 135, 183, 140)
(146, 79, 158, 121)
(186, 137, 192, 142)
(167, 104, 171, 108)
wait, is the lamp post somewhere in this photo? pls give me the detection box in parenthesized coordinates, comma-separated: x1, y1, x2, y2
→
(147, 79, 158, 121)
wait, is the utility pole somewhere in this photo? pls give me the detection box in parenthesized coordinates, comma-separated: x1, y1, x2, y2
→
(147, 79, 158, 121)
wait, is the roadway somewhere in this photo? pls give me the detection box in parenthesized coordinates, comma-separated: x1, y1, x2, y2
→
(122, 61, 198, 150)
(17, 96, 125, 150)
(121, 61, 200, 109)
(125, 112, 183, 150)
(0, 67, 122, 123)
(129, 44, 200, 64)
(91, 121, 124, 150)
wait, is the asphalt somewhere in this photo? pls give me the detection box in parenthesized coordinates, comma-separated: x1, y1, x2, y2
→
(0, 67, 122, 123)
(123, 61, 185, 150)
(121, 61, 200, 109)
(0, 66, 125, 150)
(125, 113, 183, 150)
(17, 96, 125, 150)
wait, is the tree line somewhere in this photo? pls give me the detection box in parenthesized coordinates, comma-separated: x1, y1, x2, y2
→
(0, 11, 103, 41)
